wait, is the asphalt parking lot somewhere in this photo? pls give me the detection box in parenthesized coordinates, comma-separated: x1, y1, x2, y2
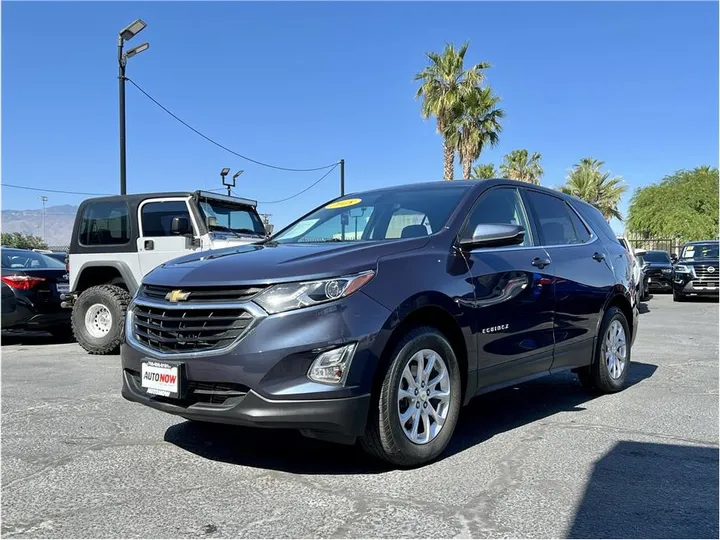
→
(2, 294, 718, 539)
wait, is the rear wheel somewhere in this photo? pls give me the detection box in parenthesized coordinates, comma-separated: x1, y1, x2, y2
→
(72, 284, 130, 355)
(360, 327, 461, 467)
(577, 306, 630, 393)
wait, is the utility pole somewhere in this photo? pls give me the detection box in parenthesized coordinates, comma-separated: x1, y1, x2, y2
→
(260, 213, 273, 237)
(340, 159, 345, 196)
(40, 196, 48, 243)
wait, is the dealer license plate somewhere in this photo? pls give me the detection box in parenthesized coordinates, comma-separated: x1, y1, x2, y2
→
(141, 360, 182, 398)
(56, 282, 69, 294)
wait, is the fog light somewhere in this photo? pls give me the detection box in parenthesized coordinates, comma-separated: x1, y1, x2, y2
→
(308, 343, 357, 385)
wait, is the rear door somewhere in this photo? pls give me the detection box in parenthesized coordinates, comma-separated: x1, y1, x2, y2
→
(137, 198, 202, 276)
(522, 190, 616, 371)
(461, 186, 556, 389)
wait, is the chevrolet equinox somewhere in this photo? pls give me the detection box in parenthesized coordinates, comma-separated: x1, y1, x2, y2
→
(121, 179, 639, 466)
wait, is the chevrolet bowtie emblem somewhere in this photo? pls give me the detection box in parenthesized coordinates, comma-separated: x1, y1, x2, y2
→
(165, 290, 191, 302)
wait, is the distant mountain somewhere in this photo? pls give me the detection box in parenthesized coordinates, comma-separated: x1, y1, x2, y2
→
(2, 204, 78, 248)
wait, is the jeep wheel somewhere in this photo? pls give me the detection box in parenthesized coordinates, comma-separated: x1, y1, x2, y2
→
(72, 285, 130, 355)
(360, 327, 461, 467)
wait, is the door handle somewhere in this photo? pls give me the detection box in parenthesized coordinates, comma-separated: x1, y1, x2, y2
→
(144, 240, 154, 251)
(592, 252, 605, 262)
(531, 257, 551, 269)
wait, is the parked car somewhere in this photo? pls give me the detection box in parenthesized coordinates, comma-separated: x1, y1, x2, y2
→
(45, 252, 68, 265)
(617, 236, 642, 303)
(62, 190, 266, 355)
(1, 248, 72, 337)
(634, 251, 650, 301)
(672, 240, 719, 301)
(121, 179, 639, 467)
(637, 250, 673, 295)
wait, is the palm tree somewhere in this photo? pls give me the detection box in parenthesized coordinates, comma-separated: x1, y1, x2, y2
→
(561, 158, 627, 221)
(447, 86, 504, 179)
(415, 42, 490, 180)
(499, 149, 544, 184)
(471, 163, 498, 179)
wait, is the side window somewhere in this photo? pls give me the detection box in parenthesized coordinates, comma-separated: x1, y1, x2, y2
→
(386, 209, 432, 239)
(566, 203, 592, 243)
(462, 188, 531, 246)
(141, 201, 192, 237)
(525, 191, 588, 246)
(79, 201, 130, 246)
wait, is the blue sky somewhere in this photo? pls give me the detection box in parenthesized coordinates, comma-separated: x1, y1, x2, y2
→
(2, 1, 718, 232)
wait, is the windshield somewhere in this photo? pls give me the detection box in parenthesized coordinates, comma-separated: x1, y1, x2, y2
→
(273, 186, 470, 244)
(642, 251, 671, 264)
(1, 250, 65, 269)
(198, 198, 265, 236)
(680, 242, 719, 260)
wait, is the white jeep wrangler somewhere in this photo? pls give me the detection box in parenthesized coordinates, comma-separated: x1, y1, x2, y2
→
(62, 190, 266, 354)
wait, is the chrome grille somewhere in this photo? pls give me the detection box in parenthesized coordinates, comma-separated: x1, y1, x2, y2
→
(141, 283, 265, 303)
(132, 303, 254, 354)
(693, 264, 719, 286)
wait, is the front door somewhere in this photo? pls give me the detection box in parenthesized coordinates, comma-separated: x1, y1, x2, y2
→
(136, 198, 201, 276)
(460, 187, 556, 391)
(522, 189, 616, 371)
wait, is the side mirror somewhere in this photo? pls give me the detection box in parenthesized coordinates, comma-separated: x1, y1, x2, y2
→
(171, 216, 192, 236)
(460, 223, 525, 249)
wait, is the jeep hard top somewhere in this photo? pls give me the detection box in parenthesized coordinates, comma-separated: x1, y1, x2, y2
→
(64, 190, 266, 354)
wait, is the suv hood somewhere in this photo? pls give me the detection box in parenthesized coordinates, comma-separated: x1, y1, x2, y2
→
(643, 261, 672, 270)
(678, 258, 719, 266)
(143, 237, 429, 287)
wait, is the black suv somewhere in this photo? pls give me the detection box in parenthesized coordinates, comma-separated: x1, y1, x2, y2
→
(121, 180, 638, 466)
(638, 250, 674, 295)
(672, 240, 719, 301)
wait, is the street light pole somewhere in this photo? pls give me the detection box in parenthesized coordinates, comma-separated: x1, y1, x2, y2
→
(40, 196, 48, 243)
(118, 37, 127, 196)
(340, 158, 345, 196)
(117, 18, 149, 196)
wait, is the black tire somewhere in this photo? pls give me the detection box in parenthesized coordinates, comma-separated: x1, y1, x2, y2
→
(71, 284, 130, 355)
(48, 325, 74, 341)
(360, 327, 462, 467)
(576, 306, 631, 393)
(673, 290, 685, 302)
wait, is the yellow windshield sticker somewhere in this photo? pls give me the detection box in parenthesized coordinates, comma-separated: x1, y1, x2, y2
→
(326, 198, 362, 209)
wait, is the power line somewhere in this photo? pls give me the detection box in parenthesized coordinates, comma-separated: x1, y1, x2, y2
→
(247, 163, 340, 204)
(126, 78, 339, 173)
(2, 183, 111, 196)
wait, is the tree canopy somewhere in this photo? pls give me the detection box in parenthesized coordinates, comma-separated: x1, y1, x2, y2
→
(1, 232, 48, 250)
(626, 166, 719, 240)
(499, 149, 543, 184)
(560, 158, 627, 221)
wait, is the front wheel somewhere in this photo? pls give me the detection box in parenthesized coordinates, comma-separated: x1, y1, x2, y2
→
(577, 306, 631, 393)
(72, 284, 130, 355)
(360, 327, 462, 467)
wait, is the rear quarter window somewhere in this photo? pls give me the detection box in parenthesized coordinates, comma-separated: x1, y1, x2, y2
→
(79, 201, 131, 246)
(572, 200, 619, 244)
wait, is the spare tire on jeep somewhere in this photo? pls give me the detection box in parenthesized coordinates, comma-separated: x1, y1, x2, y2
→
(72, 284, 131, 355)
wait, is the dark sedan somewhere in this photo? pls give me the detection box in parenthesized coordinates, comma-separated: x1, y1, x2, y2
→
(638, 250, 674, 295)
(1, 248, 72, 337)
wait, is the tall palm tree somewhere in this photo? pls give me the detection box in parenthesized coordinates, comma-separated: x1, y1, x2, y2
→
(415, 42, 490, 180)
(471, 163, 498, 179)
(500, 149, 544, 184)
(561, 157, 627, 221)
(447, 86, 504, 179)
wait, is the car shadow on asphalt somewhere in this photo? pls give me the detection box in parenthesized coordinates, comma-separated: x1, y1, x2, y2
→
(164, 362, 659, 474)
(567, 440, 719, 538)
(1, 330, 75, 346)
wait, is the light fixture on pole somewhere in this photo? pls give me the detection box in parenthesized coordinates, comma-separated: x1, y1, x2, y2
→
(118, 18, 149, 196)
(220, 169, 243, 196)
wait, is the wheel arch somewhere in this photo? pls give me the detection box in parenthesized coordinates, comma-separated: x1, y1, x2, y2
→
(73, 262, 138, 294)
(371, 294, 471, 407)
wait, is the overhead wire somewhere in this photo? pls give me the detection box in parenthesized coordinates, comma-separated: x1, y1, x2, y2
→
(126, 78, 339, 173)
(249, 163, 340, 204)
(2, 183, 112, 196)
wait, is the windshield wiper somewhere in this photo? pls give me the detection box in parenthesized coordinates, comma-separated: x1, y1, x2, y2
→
(233, 228, 263, 236)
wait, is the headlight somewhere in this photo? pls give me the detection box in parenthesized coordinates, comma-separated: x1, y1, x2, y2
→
(674, 265, 691, 273)
(254, 271, 375, 314)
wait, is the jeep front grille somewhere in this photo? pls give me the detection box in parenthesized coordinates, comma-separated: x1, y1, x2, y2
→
(140, 284, 266, 303)
(132, 303, 254, 354)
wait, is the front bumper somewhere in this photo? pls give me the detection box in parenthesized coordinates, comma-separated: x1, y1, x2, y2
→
(121, 291, 391, 439)
(673, 276, 719, 297)
(646, 273, 672, 291)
